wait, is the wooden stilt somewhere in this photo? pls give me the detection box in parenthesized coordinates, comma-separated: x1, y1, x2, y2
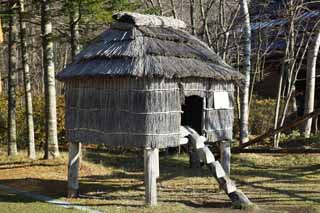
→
(154, 148, 159, 178)
(188, 142, 201, 168)
(67, 142, 81, 198)
(220, 140, 231, 176)
(144, 148, 158, 206)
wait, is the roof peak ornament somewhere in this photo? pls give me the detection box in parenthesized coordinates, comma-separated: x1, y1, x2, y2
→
(112, 12, 187, 29)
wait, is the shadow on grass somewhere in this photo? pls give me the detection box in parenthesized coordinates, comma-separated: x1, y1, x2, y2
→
(0, 191, 36, 203)
(164, 199, 232, 209)
(0, 177, 145, 208)
(84, 151, 207, 180)
(2, 151, 320, 209)
(0, 163, 63, 170)
(231, 157, 320, 205)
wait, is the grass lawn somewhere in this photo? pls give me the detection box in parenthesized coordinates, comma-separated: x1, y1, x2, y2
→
(0, 190, 79, 213)
(0, 147, 320, 212)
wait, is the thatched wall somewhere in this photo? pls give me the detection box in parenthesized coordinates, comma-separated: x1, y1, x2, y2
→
(65, 77, 234, 148)
(65, 77, 181, 148)
(180, 78, 234, 142)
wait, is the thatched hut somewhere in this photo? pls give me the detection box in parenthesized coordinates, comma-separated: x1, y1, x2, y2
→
(57, 12, 242, 205)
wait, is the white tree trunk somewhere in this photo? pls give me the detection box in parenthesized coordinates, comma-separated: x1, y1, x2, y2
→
(239, 0, 251, 144)
(41, 0, 60, 159)
(19, 0, 36, 160)
(0, 17, 3, 44)
(304, 30, 320, 137)
(8, 5, 18, 156)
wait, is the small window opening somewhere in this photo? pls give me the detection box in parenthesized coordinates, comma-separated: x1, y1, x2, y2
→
(181, 95, 203, 134)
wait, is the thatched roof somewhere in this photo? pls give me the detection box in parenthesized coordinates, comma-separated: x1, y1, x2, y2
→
(57, 12, 241, 81)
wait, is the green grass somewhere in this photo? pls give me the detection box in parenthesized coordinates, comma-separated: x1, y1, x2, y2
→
(1, 148, 320, 212)
(0, 191, 80, 213)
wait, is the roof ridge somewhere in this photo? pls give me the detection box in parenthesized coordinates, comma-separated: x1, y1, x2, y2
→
(112, 12, 187, 29)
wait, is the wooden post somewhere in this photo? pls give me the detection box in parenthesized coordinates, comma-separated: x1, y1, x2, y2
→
(188, 141, 201, 169)
(144, 148, 158, 206)
(220, 140, 231, 176)
(68, 142, 81, 198)
(154, 148, 159, 178)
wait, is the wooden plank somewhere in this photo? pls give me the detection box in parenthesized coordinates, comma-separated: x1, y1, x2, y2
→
(195, 136, 206, 149)
(67, 142, 81, 198)
(197, 146, 215, 164)
(214, 161, 226, 178)
(186, 127, 252, 207)
(144, 148, 158, 206)
(179, 137, 189, 145)
(224, 177, 237, 194)
(207, 163, 251, 206)
(180, 126, 190, 138)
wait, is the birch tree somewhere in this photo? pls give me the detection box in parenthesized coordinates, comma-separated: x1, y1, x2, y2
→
(8, 2, 18, 156)
(19, 0, 36, 159)
(41, 0, 60, 159)
(239, 0, 251, 144)
(303, 29, 320, 137)
(67, 0, 81, 60)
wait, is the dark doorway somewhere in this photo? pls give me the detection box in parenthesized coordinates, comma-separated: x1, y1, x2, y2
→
(181, 95, 203, 134)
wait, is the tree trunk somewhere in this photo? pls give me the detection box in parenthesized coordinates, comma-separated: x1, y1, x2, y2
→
(8, 5, 18, 157)
(41, 0, 60, 159)
(69, 1, 81, 60)
(155, 0, 163, 15)
(0, 17, 3, 44)
(199, 0, 214, 47)
(303, 30, 320, 137)
(189, 0, 196, 35)
(19, 0, 36, 160)
(0, 17, 3, 94)
(169, 0, 177, 18)
(239, 0, 251, 145)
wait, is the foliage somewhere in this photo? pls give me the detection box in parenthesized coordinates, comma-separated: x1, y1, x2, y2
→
(0, 95, 65, 150)
(279, 131, 320, 148)
(234, 97, 276, 137)
(249, 98, 276, 135)
(279, 130, 302, 142)
(62, 0, 142, 24)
